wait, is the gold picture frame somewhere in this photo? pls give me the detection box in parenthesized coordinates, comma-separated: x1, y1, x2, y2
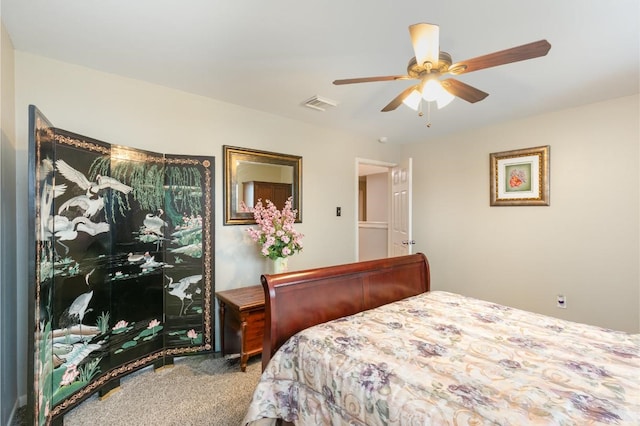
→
(490, 145, 550, 206)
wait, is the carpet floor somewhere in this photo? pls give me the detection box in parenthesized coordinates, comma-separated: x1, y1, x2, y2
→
(15, 354, 262, 426)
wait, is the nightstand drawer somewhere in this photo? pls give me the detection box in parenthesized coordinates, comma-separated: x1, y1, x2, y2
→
(243, 310, 265, 352)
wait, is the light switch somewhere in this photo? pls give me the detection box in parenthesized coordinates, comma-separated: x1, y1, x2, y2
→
(336, 207, 341, 216)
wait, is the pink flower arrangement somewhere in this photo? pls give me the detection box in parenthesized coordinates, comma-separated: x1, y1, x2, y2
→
(247, 196, 303, 260)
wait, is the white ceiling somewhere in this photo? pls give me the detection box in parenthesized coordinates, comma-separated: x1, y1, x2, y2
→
(2, 1, 638, 145)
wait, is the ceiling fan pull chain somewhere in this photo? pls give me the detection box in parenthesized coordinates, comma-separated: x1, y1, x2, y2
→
(418, 99, 424, 117)
(426, 101, 432, 127)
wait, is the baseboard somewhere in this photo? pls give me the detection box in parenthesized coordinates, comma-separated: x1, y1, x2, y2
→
(7, 395, 27, 426)
(7, 401, 17, 426)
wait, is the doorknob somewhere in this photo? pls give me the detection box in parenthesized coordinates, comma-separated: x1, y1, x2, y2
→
(401, 240, 416, 245)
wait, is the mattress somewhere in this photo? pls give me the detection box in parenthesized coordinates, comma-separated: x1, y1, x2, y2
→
(244, 291, 640, 425)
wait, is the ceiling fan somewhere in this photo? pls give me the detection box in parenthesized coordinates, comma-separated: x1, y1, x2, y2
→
(333, 23, 551, 114)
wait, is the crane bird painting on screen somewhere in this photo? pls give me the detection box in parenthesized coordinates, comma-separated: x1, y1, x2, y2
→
(137, 209, 168, 250)
(58, 268, 95, 334)
(165, 274, 203, 316)
(30, 108, 215, 426)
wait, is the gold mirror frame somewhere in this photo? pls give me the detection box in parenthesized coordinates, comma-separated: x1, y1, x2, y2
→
(223, 145, 302, 225)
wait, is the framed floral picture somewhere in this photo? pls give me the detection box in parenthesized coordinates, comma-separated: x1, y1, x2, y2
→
(490, 145, 550, 206)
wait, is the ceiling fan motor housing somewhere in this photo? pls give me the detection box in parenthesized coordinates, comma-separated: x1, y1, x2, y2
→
(407, 51, 452, 78)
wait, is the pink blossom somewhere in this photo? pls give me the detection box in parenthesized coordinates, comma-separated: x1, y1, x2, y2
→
(187, 329, 198, 340)
(247, 227, 260, 241)
(60, 364, 79, 386)
(148, 319, 161, 329)
(113, 320, 128, 330)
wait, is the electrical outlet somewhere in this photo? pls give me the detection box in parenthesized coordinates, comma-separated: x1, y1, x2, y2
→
(556, 294, 567, 309)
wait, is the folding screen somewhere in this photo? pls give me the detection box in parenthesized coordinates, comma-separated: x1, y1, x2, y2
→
(27, 106, 215, 425)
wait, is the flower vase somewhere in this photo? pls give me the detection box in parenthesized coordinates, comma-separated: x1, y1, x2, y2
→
(272, 257, 288, 274)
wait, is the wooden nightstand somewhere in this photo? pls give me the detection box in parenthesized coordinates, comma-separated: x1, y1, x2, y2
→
(216, 285, 265, 372)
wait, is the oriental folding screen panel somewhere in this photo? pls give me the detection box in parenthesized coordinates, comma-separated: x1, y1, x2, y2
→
(27, 106, 215, 425)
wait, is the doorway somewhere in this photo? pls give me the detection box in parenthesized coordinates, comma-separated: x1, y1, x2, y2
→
(355, 159, 394, 261)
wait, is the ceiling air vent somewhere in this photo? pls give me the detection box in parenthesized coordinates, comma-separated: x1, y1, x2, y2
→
(303, 96, 338, 111)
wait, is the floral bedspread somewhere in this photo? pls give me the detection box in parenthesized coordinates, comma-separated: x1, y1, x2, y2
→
(243, 291, 640, 425)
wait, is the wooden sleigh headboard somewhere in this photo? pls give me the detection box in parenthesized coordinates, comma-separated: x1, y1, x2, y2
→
(260, 253, 430, 369)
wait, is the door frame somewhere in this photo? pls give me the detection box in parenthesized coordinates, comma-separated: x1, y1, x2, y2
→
(354, 158, 396, 261)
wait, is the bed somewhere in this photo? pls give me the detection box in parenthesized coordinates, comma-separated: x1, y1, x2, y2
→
(243, 253, 640, 425)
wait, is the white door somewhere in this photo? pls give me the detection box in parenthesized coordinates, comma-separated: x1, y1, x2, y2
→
(390, 158, 413, 256)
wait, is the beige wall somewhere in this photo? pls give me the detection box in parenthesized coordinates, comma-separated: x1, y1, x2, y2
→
(358, 224, 388, 261)
(365, 172, 389, 222)
(406, 95, 639, 333)
(1, 19, 18, 425)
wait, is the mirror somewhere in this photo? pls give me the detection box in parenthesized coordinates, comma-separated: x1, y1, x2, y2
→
(223, 145, 302, 225)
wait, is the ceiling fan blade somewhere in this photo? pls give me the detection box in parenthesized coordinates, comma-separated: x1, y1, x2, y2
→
(333, 75, 413, 85)
(448, 40, 551, 75)
(409, 23, 440, 68)
(381, 85, 419, 112)
(440, 79, 489, 103)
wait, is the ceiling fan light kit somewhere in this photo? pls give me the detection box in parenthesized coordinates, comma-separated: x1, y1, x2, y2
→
(402, 82, 454, 112)
(333, 22, 551, 127)
(422, 80, 455, 107)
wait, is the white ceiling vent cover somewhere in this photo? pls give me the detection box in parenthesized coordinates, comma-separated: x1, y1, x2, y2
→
(303, 96, 338, 111)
